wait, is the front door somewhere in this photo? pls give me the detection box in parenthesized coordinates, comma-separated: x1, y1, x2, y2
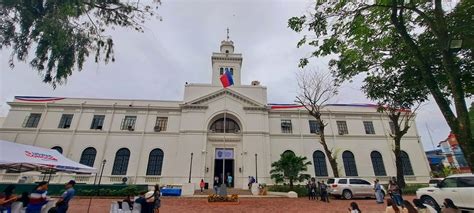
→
(214, 148, 235, 187)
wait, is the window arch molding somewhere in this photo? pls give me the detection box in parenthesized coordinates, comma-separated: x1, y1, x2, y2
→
(207, 112, 243, 133)
(342, 151, 358, 176)
(313, 150, 328, 176)
(370, 150, 387, 176)
(79, 147, 97, 167)
(112, 148, 130, 176)
(146, 148, 164, 176)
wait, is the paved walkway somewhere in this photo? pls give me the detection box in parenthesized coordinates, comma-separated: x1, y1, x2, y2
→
(68, 196, 416, 213)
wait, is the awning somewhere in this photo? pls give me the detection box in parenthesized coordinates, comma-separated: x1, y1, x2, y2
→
(0, 140, 97, 173)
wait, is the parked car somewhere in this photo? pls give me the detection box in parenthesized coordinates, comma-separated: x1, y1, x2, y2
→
(327, 178, 386, 200)
(416, 174, 474, 211)
(428, 178, 444, 187)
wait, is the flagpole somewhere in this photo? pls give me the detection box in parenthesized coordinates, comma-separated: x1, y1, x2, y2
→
(223, 87, 227, 189)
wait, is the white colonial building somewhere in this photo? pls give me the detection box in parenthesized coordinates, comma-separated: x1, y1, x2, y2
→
(0, 39, 431, 188)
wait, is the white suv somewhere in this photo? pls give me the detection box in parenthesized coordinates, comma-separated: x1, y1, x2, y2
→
(327, 178, 386, 200)
(416, 174, 474, 211)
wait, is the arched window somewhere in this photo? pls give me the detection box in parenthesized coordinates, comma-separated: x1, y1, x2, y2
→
(51, 146, 63, 154)
(219, 67, 224, 75)
(210, 118, 240, 133)
(343, 151, 358, 176)
(401, 151, 414, 175)
(112, 148, 130, 175)
(313, 151, 328, 176)
(146, 149, 164, 176)
(370, 151, 386, 176)
(79, 147, 97, 167)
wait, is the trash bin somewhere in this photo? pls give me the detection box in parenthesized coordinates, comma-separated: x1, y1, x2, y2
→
(205, 182, 209, 189)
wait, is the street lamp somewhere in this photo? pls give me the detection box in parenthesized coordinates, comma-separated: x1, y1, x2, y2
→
(188, 153, 193, 183)
(97, 159, 107, 196)
(255, 153, 258, 183)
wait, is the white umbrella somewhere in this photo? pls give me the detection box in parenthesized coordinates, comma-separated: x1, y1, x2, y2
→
(0, 140, 97, 173)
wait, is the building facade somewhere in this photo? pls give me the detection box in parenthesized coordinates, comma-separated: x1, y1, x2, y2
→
(0, 39, 431, 188)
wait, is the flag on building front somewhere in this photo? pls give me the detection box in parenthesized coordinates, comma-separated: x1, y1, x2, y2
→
(220, 68, 234, 88)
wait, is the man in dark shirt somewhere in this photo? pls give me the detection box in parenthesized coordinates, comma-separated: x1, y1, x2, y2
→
(56, 180, 76, 213)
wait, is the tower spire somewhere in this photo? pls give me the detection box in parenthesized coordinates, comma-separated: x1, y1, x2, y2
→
(226, 27, 230, 41)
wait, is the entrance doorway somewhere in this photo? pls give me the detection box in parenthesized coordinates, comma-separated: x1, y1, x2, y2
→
(214, 159, 234, 187)
(214, 148, 234, 187)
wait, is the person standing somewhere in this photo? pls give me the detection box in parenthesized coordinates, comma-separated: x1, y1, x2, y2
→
(213, 176, 220, 194)
(227, 174, 233, 188)
(56, 180, 76, 213)
(306, 180, 312, 200)
(199, 179, 205, 193)
(388, 180, 403, 206)
(149, 184, 160, 213)
(320, 181, 329, 202)
(26, 181, 49, 213)
(374, 179, 384, 204)
(0, 185, 18, 213)
(309, 178, 317, 200)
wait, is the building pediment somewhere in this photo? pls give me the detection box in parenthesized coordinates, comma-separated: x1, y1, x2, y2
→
(183, 89, 265, 108)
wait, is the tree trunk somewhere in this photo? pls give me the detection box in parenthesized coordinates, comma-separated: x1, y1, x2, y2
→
(319, 119, 340, 177)
(393, 136, 406, 189)
(289, 179, 294, 190)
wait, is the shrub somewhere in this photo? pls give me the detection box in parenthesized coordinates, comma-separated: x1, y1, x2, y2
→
(267, 184, 308, 197)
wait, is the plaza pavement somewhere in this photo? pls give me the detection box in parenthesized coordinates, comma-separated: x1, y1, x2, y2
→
(69, 195, 416, 212)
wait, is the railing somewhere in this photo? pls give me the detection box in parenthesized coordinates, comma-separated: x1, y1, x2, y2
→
(1, 174, 20, 182)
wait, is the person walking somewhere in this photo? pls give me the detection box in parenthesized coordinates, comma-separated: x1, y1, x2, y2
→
(56, 180, 76, 213)
(26, 181, 49, 213)
(199, 179, 205, 193)
(0, 185, 18, 213)
(373, 179, 384, 204)
(348, 202, 362, 213)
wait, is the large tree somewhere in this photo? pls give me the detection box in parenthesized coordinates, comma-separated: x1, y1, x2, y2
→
(295, 70, 340, 177)
(270, 152, 312, 189)
(0, 0, 160, 88)
(289, 0, 473, 169)
(363, 69, 429, 188)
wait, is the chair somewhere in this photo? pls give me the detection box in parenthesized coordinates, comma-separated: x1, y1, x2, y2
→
(132, 203, 141, 213)
(121, 202, 131, 213)
(10, 202, 23, 213)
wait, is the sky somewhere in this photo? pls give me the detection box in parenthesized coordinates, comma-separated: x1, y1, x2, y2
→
(0, 0, 462, 151)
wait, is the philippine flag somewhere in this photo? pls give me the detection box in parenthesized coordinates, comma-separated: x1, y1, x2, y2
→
(220, 68, 234, 88)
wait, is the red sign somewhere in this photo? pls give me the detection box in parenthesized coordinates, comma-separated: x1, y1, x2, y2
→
(25, 151, 58, 162)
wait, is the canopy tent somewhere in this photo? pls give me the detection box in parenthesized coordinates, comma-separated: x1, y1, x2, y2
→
(0, 140, 97, 173)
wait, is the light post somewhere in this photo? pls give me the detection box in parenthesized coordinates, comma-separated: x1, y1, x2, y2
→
(255, 153, 258, 183)
(188, 153, 193, 183)
(97, 159, 106, 196)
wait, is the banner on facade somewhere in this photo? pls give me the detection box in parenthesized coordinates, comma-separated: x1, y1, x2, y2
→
(215, 148, 234, 159)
